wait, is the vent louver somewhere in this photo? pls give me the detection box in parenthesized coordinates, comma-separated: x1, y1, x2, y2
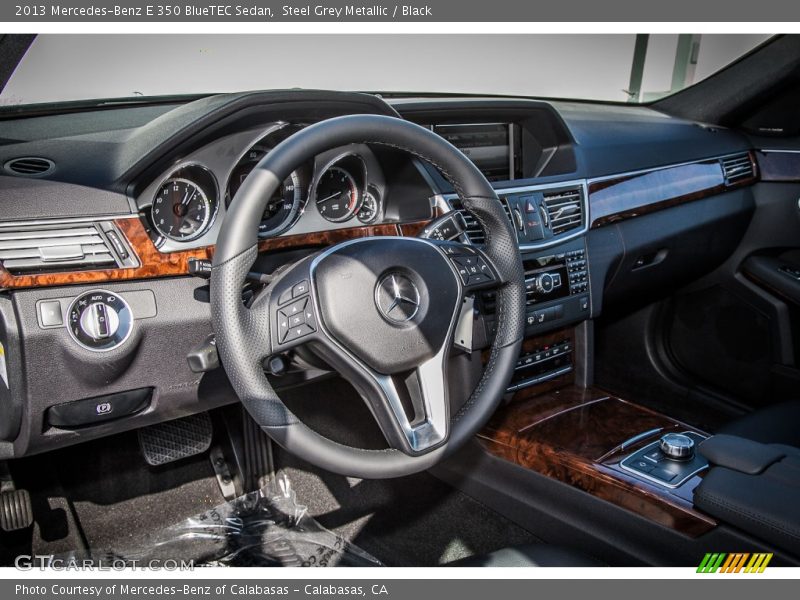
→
(0, 223, 119, 274)
(542, 187, 584, 235)
(448, 198, 517, 245)
(449, 199, 486, 244)
(3, 157, 55, 177)
(721, 153, 755, 185)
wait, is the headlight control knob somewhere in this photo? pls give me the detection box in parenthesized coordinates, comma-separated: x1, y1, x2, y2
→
(79, 302, 120, 340)
(659, 433, 695, 461)
(68, 290, 132, 351)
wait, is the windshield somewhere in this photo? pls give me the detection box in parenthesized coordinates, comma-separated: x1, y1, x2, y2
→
(0, 34, 771, 107)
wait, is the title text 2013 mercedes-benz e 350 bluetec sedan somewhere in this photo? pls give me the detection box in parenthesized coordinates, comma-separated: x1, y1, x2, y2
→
(0, 34, 798, 567)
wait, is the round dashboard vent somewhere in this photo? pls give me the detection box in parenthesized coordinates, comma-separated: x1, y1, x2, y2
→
(3, 156, 55, 177)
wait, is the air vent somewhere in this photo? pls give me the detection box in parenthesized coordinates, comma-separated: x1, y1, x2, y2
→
(721, 153, 755, 185)
(448, 198, 517, 245)
(0, 222, 120, 274)
(542, 187, 584, 235)
(3, 157, 55, 177)
(449, 199, 485, 244)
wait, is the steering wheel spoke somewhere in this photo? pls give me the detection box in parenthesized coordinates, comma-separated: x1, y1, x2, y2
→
(313, 327, 452, 455)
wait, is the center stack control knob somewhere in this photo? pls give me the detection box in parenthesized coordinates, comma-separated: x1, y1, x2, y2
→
(68, 290, 132, 351)
(535, 273, 556, 294)
(659, 433, 695, 461)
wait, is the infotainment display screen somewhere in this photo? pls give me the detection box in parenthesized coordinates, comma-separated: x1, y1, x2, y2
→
(432, 123, 518, 181)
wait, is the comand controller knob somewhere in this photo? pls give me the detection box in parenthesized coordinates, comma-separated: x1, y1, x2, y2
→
(659, 433, 695, 461)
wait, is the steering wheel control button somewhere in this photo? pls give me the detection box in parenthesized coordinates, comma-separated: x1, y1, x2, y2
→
(439, 243, 477, 257)
(285, 297, 307, 316)
(285, 323, 315, 343)
(659, 433, 696, 461)
(277, 288, 293, 306)
(67, 290, 133, 351)
(292, 280, 310, 297)
(445, 249, 496, 289)
(454, 263, 470, 283)
(276, 295, 316, 345)
(277, 314, 290, 342)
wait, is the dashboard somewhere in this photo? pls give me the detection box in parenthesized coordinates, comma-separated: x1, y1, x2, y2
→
(0, 89, 764, 460)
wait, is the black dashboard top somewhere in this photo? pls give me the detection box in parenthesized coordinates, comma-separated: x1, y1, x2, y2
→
(0, 89, 755, 227)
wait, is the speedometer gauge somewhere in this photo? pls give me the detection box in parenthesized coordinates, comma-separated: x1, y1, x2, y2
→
(226, 143, 307, 237)
(151, 178, 213, 241)
(258, 172, 303, 236)
(315, 167, 361, 222)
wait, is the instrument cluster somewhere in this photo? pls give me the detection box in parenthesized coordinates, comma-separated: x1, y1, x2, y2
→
(142, 124, 385, 251)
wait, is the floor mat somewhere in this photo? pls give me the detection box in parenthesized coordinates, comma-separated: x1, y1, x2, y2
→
(9, 417, 538, 567)
(56, 471, 381, 567)
(48, 431, 223, 554)
(279, 452, 541, 566)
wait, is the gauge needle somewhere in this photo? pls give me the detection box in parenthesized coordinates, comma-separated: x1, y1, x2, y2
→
(316, 190, 342, 204)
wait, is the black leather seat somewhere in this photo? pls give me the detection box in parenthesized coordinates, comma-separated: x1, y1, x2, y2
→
(719, 401, 800, 447)
(692, 402, 800, 558)
(448, 544, 603, 567)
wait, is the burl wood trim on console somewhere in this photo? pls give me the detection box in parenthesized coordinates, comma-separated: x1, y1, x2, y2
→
(589, 152, 758, 228)
(479, 386, 716, 537)
(0, 217, 432, 290)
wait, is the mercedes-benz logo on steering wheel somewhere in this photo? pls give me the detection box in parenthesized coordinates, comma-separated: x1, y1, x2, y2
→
(375, 273, 421, 323)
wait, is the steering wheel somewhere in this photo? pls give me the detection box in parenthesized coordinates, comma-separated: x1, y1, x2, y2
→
(211, 114, 525, 479)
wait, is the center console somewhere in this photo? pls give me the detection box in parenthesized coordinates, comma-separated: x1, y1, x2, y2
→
(444, 180, 592, 395)
(479, 376, 716, 536)
(441, 182, 717, 539)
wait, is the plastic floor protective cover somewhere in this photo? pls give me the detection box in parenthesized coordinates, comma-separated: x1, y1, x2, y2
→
(54, 471, 383, 567)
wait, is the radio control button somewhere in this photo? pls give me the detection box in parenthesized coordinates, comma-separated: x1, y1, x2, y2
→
(535, 273, 556, 294)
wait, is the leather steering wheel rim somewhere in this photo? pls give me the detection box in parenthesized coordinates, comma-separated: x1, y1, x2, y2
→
(211, 114, 525, 479)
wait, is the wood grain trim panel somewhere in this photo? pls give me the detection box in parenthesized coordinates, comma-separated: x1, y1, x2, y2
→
(756, 150, 800, 182)
(479, 386, 716, 536)
(589, 153, 757, 229)
(0, 218, 431, 290)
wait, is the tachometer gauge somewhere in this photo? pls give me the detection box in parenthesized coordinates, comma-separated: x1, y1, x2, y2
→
(315, 166, 361, 222)
(151, 178, 213, 241)
(357, 189, 380, 223)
